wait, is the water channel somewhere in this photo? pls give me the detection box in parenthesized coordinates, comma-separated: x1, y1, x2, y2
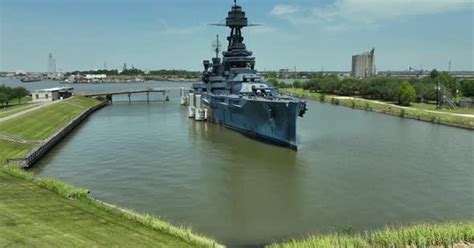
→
(2, 78, 473, 246)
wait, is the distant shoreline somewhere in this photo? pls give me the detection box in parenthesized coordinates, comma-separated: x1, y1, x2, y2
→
(59, 78, 200, 84)
(0, 76, 200, 84)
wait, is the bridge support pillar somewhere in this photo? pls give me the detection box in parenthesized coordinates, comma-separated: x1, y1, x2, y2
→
(128, 93, 131, 103)
(147, 92, 150, 103)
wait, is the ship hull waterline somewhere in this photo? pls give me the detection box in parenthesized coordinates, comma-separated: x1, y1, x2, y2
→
(197, 94, 301, 150)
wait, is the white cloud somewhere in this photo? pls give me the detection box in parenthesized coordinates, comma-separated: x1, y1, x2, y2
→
(246, 25, 277, 34)
(161, 25, 204, 35)
(270, 4, 300, 16)
(153, 19, 205, 35)
(271, 0, 472, 30)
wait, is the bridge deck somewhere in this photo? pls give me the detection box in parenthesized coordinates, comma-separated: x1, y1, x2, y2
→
(76, 88, 181, 97)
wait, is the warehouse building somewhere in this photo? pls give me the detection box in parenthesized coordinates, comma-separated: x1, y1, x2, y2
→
(32, 87, 74, 102)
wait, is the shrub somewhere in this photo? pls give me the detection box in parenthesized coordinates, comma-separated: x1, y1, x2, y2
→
(398, 81, 416, 106)
(37, 178, 89, 199)
(2, 164, 89, 199)
(292, 80, 303, 88)
(365, 103, 370, 110)
(460, 80, 474, 97)
(400, 109, 405, 117)
(319, 94, 326, 102)
(267, 78, 279, 87)
(95, 96, 106, 102)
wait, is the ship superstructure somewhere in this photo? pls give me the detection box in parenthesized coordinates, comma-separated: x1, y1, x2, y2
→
(187, 1, 307, 149)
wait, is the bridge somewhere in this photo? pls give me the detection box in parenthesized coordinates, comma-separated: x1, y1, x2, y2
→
(76, 87, 185, 102)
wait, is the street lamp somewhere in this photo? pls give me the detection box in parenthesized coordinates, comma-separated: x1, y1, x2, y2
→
(435, 81, 441, 108)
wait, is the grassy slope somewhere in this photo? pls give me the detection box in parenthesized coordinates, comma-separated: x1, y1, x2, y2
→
(0, 97, 99, 141)
(284, 89, 474, 129)
(0, 96, 219, 247)
(0, 169, 200, 248)
(0, 140, 32, 163)
(267, 222, 474, 248)
(6, 96, 32, 106)
(0, 104, 38, 118)
(411, 102, 474, 115)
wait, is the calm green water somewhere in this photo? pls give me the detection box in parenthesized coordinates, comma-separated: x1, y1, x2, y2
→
(2, 78, 473, 247)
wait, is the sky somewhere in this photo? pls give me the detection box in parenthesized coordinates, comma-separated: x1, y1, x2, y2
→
(0, 0, 473, 72)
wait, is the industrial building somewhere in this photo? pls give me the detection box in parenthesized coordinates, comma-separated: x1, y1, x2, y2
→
(32, 87, 74, 102)
(85, 74, 107, 80)
(352, 48, 375, 78)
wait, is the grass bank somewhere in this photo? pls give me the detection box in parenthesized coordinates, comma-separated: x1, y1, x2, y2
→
(0, 96, 221, 247)
(0, 165, 219, 247)
(284, 89, 474, 130)
(267, 222, 474, 248)
(0, 97, 99, 164)
(410, 102, 474, 115)
(0, 104, 38, 119)
(0, 97, 100, 141)
(6, 96, 32, 106)
(0, 140, 32, 163)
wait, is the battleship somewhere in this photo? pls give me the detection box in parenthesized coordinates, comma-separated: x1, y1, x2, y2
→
(189, 1, 307, 150)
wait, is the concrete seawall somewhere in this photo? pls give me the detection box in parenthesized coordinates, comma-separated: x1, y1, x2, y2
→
(7, 101, 108, 168)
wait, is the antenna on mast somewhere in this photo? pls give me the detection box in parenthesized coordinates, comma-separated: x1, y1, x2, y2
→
(234, 0, 237, 7)
(212, 35, 222, 58)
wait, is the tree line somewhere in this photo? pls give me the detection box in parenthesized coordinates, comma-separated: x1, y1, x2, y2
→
(268, 70, 474, 106)
(0, 85, 30, 107)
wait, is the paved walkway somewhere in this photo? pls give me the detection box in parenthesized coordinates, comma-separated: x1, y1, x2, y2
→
(334, 96, 474, 118)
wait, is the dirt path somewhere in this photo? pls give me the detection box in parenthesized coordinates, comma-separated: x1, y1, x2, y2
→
(0, 101, 60, 123)
(334, 96, 474, 118)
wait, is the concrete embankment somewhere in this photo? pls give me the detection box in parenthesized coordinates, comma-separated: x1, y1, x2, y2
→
(7, 100, 108, 168)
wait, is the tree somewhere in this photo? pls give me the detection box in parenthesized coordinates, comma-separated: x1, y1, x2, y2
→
(303, 79, 320, 92)
(412, 79, 437, 102)
(11, 87, 29, 105)
(430, 69, 439, 80)
(0, 92, 8, 107)
(460, 80, 474, 97)
(292, 80, 303, 88)
(437, 72, 459, 96)
(267, 78, 279, 87)
(398, 81, 416, 106)
(0, 85, 12, 106)
(339, 78, 358, 96)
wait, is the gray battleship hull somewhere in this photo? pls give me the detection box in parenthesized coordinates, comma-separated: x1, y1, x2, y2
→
(204, 94, 301, 149)
(191, 3, 307, 149)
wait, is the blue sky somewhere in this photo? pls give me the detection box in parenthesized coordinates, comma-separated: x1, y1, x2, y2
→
(1, 0, 472, 72)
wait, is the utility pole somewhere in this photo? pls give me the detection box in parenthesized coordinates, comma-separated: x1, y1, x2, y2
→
(48, 53, 53, 74)
(436, 78, 440, 108)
